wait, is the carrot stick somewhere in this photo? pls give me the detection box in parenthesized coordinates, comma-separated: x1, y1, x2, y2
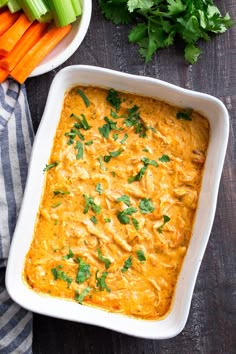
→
(0, 13, 32, 56)
(0, 22, 47, 71)
(11, 24, 72, 84)
(0, 10, 20, 36)
(0, 67, 8, 83)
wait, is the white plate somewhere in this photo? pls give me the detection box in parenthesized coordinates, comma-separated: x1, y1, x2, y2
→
(6, 66, 229, 339)
(29, 1, 92, 77)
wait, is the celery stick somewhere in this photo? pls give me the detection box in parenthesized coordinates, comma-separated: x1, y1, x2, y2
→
(48, 0, 76, 27)
(0, 0, 8, 8)
(71, 0, 82, 17)
(38, 10, 52, 23)
(8, 0, 21, 13)
(18, 0, 49, 21)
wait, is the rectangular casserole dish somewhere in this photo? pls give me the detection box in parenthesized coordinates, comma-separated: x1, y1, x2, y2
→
(6, 65, 229, 339)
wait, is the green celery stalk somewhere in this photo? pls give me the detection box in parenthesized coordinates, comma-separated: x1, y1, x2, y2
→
(48, 0, 76, 27)
(71, 0, 82, 17)
(0, 0, 8, 8)
(38, 10, 52, 23)
(18, 0, 49, 21)
(8, 0, 21, 13)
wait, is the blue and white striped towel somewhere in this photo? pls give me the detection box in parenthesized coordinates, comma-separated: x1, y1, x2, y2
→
(0, 80, 34, 353)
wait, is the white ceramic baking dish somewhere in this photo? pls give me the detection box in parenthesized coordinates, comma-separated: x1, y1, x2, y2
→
(6, 66, 229, 339)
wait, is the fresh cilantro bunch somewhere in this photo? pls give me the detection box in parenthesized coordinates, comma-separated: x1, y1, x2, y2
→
(99, 0, 233, 64)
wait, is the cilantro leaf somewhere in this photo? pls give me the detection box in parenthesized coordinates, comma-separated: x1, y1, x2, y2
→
(90, 216, 98, 224)
(116, 195, 131, 207)
(51, 266, 72, 286)
(75, 258, 91, 284)
(132, 217, 139, 230)
(120, 133, 128, 145)
(117, 207, 137, 224)
(96, 271, 111, 292)
(97, 248, 111, 269)
(157, 215, 171, 233)
(136, 249, 146, 262)
(104, 217, 111, 223)
(159, 154, 170, 163)
(141, 157, 158, 167)
(83, 195, 101, 215)
(128, 165, 148, 183)
(106, 89, 122, 111)
(75, 287, 91, 304)
(104, 148, 123, 163)
(121, 256, 132, 273)
(99, 0, 135, 25)
(62, 248, 74, 260)
(96, 183, 103, 195)
(176, 109, 192, 121)
(139, 198, 155, 214)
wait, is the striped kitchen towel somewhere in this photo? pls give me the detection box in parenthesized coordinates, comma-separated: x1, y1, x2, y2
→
(0, 79, 34, 353)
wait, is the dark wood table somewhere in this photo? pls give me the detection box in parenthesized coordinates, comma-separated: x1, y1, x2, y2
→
(26, 1, 236, 353)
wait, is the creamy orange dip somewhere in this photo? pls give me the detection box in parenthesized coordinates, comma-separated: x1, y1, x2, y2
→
(24, 86, 209, 320)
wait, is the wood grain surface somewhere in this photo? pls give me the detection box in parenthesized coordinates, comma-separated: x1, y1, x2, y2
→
(25, 1, 236, 353)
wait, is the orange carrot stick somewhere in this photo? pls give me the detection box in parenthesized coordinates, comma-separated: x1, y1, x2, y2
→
(11, 24, 72, 84)
(0, 22, 47, 72)
(0, 10, 20, 36)
(0, 13, 32, 56)
(0, 67, 8, 83)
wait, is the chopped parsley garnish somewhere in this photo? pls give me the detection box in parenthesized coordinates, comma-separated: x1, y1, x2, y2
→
(53, 190, 70, 196)
(76, 89, 90, 107)
(104, 148, 123, 163)
(106, 89, 121, 112)
(117, 207, 137, 225)
(159, 154, 170, 163)
(96, 271, 111, 292)
(90, 216, 98, 224)
(95, 183, 103, 195)
(157, 215, 171, 234)
(75, 258, 91, 284)
(75, 141, 84, 160)
(139, 198, 155, 214)
(99, 117, 122, 139)
(62, 248, 74, 260)
(128, 165, 147, 183)
(111, 171, 116, 177)
(120, 133, 128, 144)
(124, 105, 147, 138)
(97, 248, 111, 269)
(75, 287, 91, 304)
(121, 256, 132, 273)
(136, 250, 146, 263)
(85, 140, 93, 146)
(176, 109, 192, 121)
(52, 202, 62, 208)
(43, 161, 59, 172)
(116, 195, 131, 207)
(83, 195, 101, 215)
(104, 218, 111, 223)
(143, 148, 149, 152)
(51, 266, 72, 286)
(132, 217, 139, 230)
(141, 157, 158, 167)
